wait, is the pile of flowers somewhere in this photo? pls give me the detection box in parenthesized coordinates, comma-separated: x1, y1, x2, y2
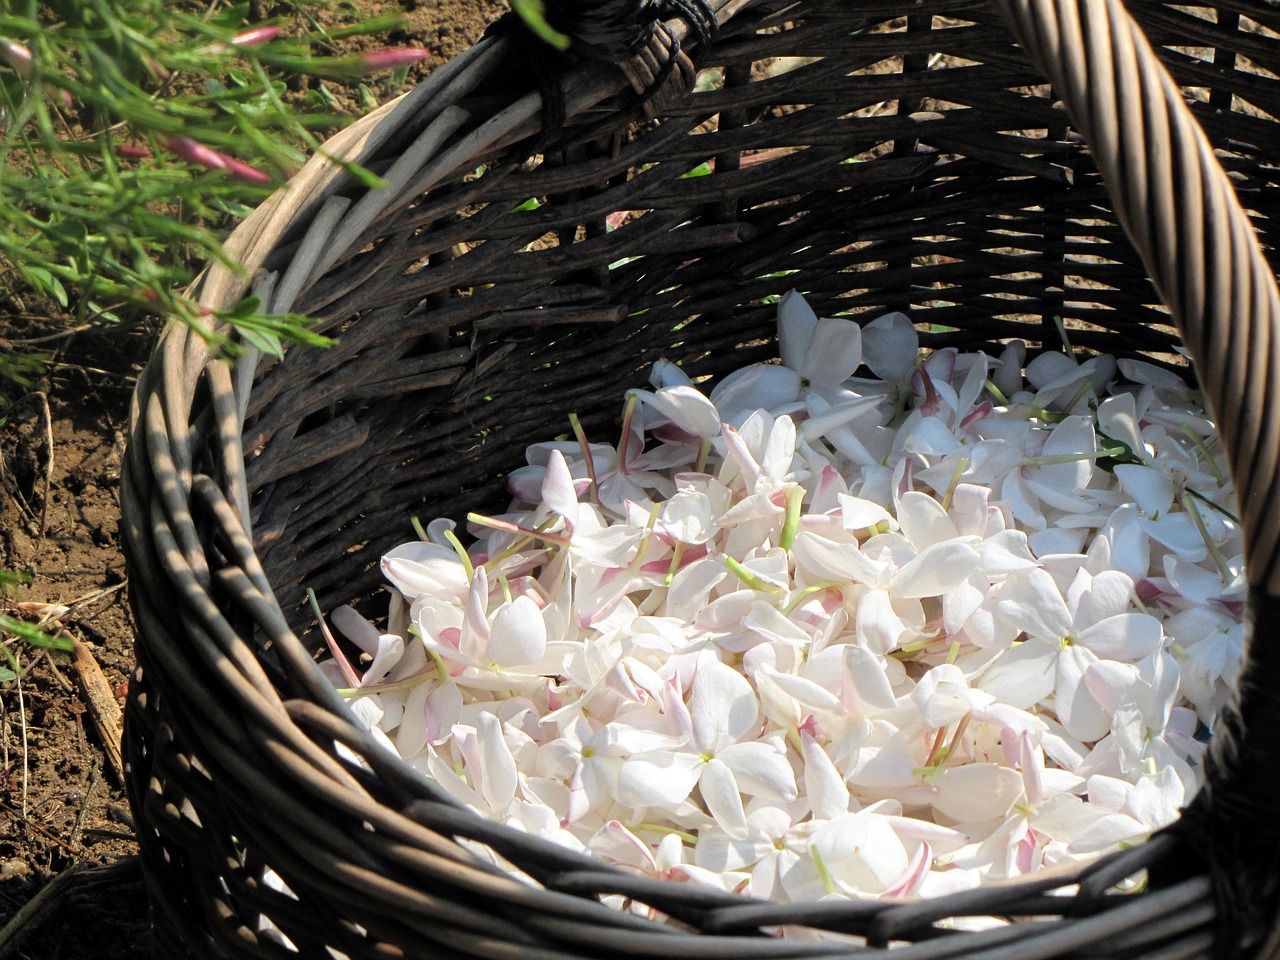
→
(316, 292, 1243, 903)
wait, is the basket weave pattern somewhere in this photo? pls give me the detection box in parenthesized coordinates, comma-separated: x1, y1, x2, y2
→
(122, 0, 1280, 956)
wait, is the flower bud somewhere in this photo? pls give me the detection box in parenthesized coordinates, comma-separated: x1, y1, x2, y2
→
(163, 135, 225, 171)
(0, 40, 31, 77)
(359, 47, 431, 72)
(216, 152, 272, 185)
(230, 25, 282, 47)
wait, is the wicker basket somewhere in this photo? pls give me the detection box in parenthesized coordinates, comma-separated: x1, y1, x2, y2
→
(120, 0, 1280, 956)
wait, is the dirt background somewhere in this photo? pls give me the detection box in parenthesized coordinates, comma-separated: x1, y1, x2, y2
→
(0, 1, 503, 956)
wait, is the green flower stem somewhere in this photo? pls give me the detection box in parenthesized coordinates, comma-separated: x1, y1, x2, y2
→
(568, 412, 599, 505)
(1184, 496, 1234, 583)
(810, 844, 837, 895)
(779, 484, 804, 551)
(634, 823, 698, 844)
(781, 580, 844, 616)
(723, 556, 785, 594)
(1021, 446, 1125, 467)
(443, 528, 475, 580)
(940, 456, 969, 512)
(984, 379, 1010, 406)
(1181, 423, 1228, 487)
(469, 513, 570, 548)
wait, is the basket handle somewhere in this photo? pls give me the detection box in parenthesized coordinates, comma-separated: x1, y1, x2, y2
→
(992, 0, 1280, 944)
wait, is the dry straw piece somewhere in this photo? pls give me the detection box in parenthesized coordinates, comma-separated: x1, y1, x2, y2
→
(121, 0, 1280, 957)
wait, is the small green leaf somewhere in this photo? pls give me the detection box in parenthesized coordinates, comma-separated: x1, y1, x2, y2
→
(509, 0, 572, 50)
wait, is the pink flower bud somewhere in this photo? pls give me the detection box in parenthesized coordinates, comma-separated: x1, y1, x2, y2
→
(163, 135, 226, 171)
(117, 144, 153, 160)
(216, 152, 271, 185)
(359, 47, 431, 72)
(230, 25, 281, 47)
(0, 40, 31, 77)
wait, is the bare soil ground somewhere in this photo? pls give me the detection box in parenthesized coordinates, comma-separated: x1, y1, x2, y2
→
(0, 1, 503, 956)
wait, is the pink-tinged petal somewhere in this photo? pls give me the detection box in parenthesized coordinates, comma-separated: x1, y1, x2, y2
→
(477, 712, 517, 811)
(884, 841, 932, 898)
(1077, 613, 1161, 661)
(814, 813, 909, 894)
(330, 604, 381, 655)
(804, 317, 864, 386)
(980, 640, 1057, 710)
(381, 541, 470, 600)
(702, 758, 750, 840)
(690, 657, 759, 750)
(616, 752, 703, 807)
(361, 633, 406, 687)
(932, 764, 1024, 823)
(778, 289, 819, 371)
(1113, 464, 1175, 518)
(801, 732, 848, 819)
(1017, 731, 1045, 806)
(842, 644, 898, 715)
(489, 595, 547, 667)
(541, 449, 579, 532)
(424, 683, 462, 746)
(459, 566, 490, 662)
(662, 675, 695, 742)
(589, 821, 657, 871)
(634, 385, 722, 439)
(862, 311, 918, 383)
(720, 424, 762, 490)
(811, 465, 849, 513)
(921, 348, 957, 385)
(892, 541, 981, 599)
(1055, 646, 1111, 742)
(717, 741, 797, 802)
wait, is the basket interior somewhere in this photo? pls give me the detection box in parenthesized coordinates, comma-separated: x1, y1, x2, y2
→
(228, 0, 1280, 634)
(126, 0, 1280, 955)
